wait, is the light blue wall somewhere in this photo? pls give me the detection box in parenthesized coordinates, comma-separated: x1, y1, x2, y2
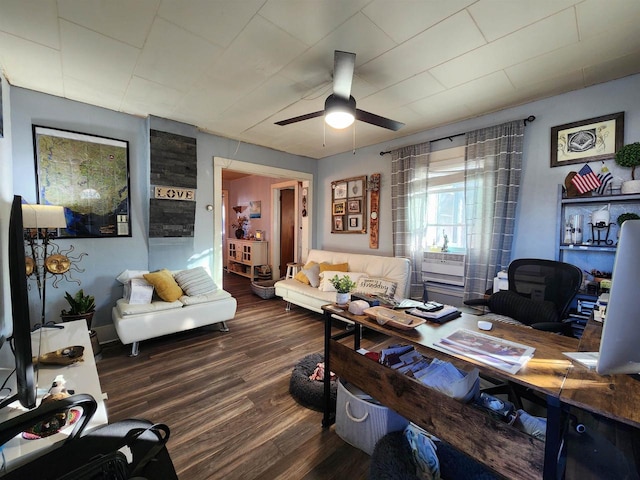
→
(6, 89, 317, 332)
(6, 73, 640, 332)
(318, 74, 640, 264)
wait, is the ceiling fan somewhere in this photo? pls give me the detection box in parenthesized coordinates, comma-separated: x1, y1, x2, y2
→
(275, 50, 405, 131)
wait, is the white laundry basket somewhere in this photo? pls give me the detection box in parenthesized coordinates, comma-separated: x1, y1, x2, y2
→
(335, 379, 409, 455)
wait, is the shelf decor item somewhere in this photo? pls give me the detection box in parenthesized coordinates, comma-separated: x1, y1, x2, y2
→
(615, 142, 640, 194)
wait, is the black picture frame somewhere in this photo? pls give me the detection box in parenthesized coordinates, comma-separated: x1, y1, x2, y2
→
(33, 125, 131, 238)
(550, 112, 624, 167)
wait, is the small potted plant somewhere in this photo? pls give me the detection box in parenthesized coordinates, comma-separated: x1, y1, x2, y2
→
(60, 289, 96, 329)
(232, 215, 248, 239)
(615, 142, 640, 193)
(330, 275, 357, 305)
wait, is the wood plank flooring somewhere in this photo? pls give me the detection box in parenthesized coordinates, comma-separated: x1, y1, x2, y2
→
(97, 272, 374, 480)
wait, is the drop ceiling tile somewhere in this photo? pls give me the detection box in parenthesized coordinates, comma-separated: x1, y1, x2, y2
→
(278, 13, 396, 88)
(508, 70, 585, 105)
(468, 0, 576, 42)
(362, 0, 475, 44)
(430, 8, 578, 89)
(121, 76, 184, 118)
(0, 0, 59, 48)
(62, 75, 127, 111)
(135, 17, 222, 92)
(358, 11, 486, 89)
(60, 20, 139, 93)
(57, 0, 159, 48)
(460, 72, 517, 114)
(258, 0, 368, 46)
(358, 71, 445, 112)
(0, 32, 63, 95)
(577, 0, 640, 40)
(505, 25, 640, 88)
(584, 50, 640, 87)
(157, 0, 262, 48)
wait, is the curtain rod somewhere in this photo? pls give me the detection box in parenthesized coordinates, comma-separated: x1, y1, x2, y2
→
(379, 115, 536, 156)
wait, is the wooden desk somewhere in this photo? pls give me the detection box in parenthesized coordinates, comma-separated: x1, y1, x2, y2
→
(322, 306, 579, 480)
(561, 319, 640, 429)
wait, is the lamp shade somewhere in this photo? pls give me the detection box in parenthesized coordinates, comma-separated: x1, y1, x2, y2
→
(324, 94, 356, 129)
(22, 204, 67, 229)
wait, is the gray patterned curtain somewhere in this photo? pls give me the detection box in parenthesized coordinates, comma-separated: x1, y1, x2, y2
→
(391, 142, 430, 299)
(463, 120, 524, 300)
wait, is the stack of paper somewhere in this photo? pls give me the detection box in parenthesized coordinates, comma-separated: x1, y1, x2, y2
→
(434, 329, 535, 374)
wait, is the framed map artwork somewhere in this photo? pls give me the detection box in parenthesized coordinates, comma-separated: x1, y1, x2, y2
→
(33, 125, 131, 238)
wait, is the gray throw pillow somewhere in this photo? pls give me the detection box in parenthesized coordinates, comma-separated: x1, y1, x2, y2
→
(302, 263, 321, 288)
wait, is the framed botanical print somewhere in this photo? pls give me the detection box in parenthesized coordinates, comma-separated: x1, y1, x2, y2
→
(331, 175, 367, 234)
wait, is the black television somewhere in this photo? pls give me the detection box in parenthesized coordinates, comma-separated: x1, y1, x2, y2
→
(0, 195, 36, 409)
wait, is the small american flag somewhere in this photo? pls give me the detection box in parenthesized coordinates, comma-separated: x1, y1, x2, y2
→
(571, 164, 601, 194)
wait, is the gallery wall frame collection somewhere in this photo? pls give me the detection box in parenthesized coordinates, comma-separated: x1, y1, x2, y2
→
(331, 175, 367, 234)
(33, 125, 131, 238)
(550, 112, 624, 167)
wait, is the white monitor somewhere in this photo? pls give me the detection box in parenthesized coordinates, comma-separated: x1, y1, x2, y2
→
(596, 219, 640, 375)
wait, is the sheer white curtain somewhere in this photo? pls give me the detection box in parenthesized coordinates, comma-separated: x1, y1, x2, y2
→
(464, 120, 525, 300)
(391, 142, 430, 299)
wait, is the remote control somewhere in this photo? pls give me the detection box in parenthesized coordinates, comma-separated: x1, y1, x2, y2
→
(416, 302, 444, 313)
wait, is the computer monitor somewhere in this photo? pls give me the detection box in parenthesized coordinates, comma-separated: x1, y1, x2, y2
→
(596, 219, 640, 375)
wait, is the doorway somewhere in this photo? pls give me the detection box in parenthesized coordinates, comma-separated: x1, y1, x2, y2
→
(279, 188, 295, 278)
(213, 157, 313, 288)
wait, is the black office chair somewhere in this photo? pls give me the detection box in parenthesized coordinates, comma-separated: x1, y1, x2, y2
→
(0, 394, 177, 479)
(465, 258, 583, 335)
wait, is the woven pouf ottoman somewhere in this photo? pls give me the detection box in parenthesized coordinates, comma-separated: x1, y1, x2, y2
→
(369, 431, 498, 480)
(289, 353, 336, 411)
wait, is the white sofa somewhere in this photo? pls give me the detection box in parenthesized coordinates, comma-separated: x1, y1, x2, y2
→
(112, 269, 237, 356)
(274, 249, 411, 314)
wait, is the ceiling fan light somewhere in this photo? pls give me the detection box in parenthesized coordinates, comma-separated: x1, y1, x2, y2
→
(324, 94, 356, 129)
(325, 111, 355, 129)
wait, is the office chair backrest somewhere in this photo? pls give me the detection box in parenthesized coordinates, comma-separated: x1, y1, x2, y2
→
(507, 258, 583, 318)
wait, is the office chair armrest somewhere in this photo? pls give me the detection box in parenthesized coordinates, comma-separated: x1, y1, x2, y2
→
(531, 322, 573, 335)
(0, 393, 97, 448)
(463, 298, 489, 307)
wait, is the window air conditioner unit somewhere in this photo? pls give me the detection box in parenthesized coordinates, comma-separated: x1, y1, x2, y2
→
(422, 252, 465, 287)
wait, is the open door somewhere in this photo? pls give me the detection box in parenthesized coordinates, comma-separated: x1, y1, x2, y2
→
(279, 188, 295, 278)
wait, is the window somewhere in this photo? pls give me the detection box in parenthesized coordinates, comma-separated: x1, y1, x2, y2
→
(423, 146, 467, 252)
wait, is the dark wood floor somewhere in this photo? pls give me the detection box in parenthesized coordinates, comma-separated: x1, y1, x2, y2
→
(96, 273, 640, 480)
(97, 272, 375, 480)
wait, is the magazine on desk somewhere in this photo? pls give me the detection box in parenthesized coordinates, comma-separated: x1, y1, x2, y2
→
(434, 329, 535, 374)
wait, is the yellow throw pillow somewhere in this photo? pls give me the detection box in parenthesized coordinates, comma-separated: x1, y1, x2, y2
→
(319, 262, 349, 273)
(143, 269, 183, 302)
(294, 261, 318, 285)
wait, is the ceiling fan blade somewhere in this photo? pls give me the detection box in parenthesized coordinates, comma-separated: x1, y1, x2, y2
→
(275, 110, 324, 126)
(333, 51, 355, 100)
(356, 109, 405, 131)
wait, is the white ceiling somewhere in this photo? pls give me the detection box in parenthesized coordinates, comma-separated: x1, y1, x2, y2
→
(2, 0, 640, 159)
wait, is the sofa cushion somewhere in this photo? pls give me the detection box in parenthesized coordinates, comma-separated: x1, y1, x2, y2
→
(116, 269, 149, 284)
(319, 271, 368, 292)
(115, 298, 183, 317)
(174, 267, 217, 296)
(319, 262, 349, 273)
(294, 261, 318, 285)
(354, 277, 398, 297)
(143, 269, 183, 302)
(301, 263, 321, 288)
(180, 289, 232, 306)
